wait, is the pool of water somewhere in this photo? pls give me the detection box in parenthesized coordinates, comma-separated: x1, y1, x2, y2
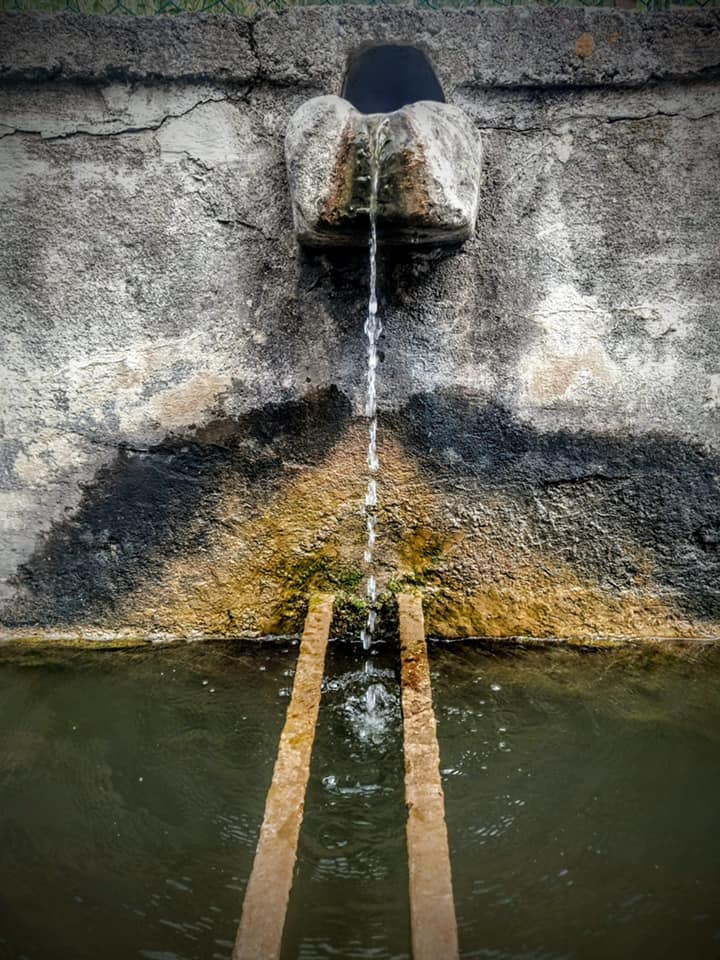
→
(0, 641, 295, 960)
(1, 640, 719, 960)
(432, 643, 720, 960)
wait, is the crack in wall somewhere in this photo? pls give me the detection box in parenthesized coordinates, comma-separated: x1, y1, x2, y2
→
(0, 91, 234, 142)
(474, 108, 720, 135)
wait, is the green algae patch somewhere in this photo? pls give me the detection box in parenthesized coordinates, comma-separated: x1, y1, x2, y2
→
(0, 633, 152, 652)
(8, 412, 720, 645)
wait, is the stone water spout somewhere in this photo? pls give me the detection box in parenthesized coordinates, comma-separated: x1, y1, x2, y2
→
(285, 45, 482, 247)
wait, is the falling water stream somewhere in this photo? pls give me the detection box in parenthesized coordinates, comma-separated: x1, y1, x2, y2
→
(359, 119, 387, 720)
(360, 119, 386, 657)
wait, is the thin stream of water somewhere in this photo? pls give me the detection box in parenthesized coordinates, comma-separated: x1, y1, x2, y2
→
(360, 119, 386, 659)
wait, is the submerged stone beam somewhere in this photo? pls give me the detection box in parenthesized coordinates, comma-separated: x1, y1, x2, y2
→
(399, 593, 459, 960)
(233, 593, 334, 960)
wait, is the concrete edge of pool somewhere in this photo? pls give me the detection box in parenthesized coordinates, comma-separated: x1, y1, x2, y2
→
(1, 624, 719, 652)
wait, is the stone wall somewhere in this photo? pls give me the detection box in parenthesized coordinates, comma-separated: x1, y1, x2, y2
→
(1, 8, 719, 640)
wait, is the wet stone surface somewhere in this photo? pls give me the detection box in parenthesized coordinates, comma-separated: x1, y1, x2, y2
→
(285, 96, 481, 246)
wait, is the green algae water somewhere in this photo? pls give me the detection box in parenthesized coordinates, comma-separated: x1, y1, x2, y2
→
(1, 640, 720, 960)
(431, 643, 720, 960)
(282, 642, 409, 960)
(0, 641, 296, 960)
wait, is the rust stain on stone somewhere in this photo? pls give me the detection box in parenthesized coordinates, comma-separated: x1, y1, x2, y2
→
(322, 120, 358, 227)
(424, 535, 707, 643)
(399, 593, 459, 960)
(383, 142, 433, 226)
(576, 33, 595, 58)
(234, 593, 333, 960)
(399, 144, 432, 219)
(115, 425, 452, 637)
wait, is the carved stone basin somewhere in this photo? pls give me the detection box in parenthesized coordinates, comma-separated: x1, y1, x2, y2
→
(285, 94, 482, 248)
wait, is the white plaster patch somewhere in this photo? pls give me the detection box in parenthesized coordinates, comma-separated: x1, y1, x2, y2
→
(100, 82, 221, 131)
(60, 332, 235, 437)
(13, 433, 83, 487)
(0, 83, 226, 140)
(520, 282, 619, 406)
(145, 372, 231, 430)
(703, 373, 720, 410)
(553, 131, 574, 164)
(157, 101, 249, 166)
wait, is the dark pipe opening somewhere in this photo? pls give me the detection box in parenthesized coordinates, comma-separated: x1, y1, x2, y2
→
(342, 45, 445, 114)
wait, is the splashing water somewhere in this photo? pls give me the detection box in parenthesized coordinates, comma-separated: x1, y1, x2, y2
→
(360, 119, 386, 655)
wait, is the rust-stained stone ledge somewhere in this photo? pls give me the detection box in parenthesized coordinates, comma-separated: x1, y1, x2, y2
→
(1, 625, 719, 652)
(399, 592, 459, 960)
(233, 592, 334, 960)
(0, 628, 299, 648)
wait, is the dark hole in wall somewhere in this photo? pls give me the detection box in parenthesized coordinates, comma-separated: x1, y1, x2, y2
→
(342, 45, 445, 114)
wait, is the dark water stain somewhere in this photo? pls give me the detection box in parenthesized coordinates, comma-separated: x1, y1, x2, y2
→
(5, 384, 720, 632)
(390, 389, 720, 624)
(4, 387, 351, 627)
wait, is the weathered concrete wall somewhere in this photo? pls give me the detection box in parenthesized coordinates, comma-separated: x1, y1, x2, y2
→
(1, 8, 720, 641)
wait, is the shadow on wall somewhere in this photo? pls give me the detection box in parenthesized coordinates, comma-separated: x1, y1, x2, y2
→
(3, 385, 720, 634)
(4, 388, 352, 628)
(391, 390, 720, 625)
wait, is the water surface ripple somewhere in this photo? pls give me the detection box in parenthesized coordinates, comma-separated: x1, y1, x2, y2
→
(1, 642, 719, 959)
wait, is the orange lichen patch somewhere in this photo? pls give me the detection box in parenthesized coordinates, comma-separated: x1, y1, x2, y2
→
(426, 583, 710, 642)
(423, 532, 714, 642)
(115, 423, 452, 637)
(381, 451, 719, 641)
(395, 144, 432, 221)
(576, 33, 595, 59)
